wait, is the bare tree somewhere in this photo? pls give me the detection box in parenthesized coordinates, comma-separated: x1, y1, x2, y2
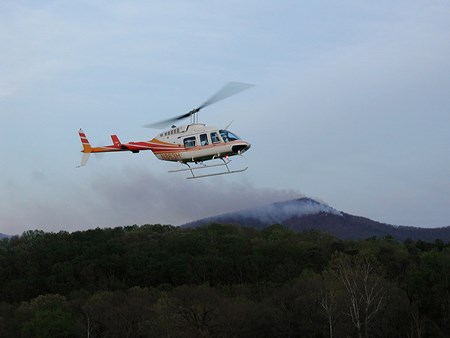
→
(320, 272, 341, 338)
(164, 285, 222, 337)
(331, 253, 387, 338)
(408, 303, 424, 338)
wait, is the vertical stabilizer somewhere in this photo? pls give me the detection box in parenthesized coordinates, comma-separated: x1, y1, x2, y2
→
(78, 129, 92, 167)
(79, 129, 92, 152)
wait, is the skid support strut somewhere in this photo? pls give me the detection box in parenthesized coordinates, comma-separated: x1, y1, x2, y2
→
(168, 158, 247, 179)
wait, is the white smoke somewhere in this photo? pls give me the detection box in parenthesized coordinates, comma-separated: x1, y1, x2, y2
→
(245, 199, 342, 224)
(189, 198, 342, 226)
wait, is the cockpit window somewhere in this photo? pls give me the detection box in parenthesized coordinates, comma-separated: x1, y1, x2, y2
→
(219, 130, 240, 142)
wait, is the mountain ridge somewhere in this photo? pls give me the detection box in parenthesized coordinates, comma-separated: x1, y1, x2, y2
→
(183, 198, 450, 241)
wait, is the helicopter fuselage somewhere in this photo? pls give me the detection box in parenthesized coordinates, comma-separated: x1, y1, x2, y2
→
(152, 123, 251, 163)
(79, 123, 250, 165)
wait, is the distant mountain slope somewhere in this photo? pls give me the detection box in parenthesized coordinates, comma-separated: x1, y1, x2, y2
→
(185, 198, 341, 228)
(183, 198, 450, 241)
(0, 233, 10, 239)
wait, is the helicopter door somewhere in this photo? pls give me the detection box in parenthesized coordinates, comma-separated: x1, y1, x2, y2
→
(200, 134, 209, 146)
(210, 132, 221, 144)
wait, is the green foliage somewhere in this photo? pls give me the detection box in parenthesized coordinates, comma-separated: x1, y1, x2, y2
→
(0, 224, 449, 337)
(21, 308, 75, 338)
(18, 294, 75, 338)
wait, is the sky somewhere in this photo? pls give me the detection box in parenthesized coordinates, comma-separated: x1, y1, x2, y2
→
(1, 0, 449, 235)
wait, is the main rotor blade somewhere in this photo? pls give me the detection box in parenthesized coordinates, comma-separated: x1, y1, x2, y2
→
(143, 113, 191, 129)
(197, 82, 254, 110)
(144, 82, 254, 129)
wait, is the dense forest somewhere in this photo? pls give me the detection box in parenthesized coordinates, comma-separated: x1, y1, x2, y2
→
(0, 223, 449, 337)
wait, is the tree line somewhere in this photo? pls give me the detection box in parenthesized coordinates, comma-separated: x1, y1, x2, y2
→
(0, 223, 449, 337)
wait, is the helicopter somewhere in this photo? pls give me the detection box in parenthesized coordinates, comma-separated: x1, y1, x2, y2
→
(78, 82, 253, 179)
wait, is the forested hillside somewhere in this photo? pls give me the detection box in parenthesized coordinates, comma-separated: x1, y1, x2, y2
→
(183, 198, 450, 241)
(1, 224, 449, 337)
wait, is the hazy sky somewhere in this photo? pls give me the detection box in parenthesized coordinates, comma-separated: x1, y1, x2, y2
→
(1, 0, 449, 235)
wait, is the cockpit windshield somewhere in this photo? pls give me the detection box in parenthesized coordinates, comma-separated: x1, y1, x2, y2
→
(219, 130, 240, 142)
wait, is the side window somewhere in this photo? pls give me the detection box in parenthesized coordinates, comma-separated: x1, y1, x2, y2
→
(183, 137, 196, 148)
(211, 132, 221, 144)
(200, 134, 209, 146)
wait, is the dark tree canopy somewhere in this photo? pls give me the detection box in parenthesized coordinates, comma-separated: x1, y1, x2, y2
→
(0, 224, 449, 337)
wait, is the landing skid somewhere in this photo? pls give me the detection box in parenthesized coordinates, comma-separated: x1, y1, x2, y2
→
(168, 158, 247, 179)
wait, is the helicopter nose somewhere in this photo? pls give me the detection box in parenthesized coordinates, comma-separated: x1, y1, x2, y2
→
(232, 143, 251, 154)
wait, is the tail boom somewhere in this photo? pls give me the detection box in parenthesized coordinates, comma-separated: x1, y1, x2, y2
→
(77, 129, 157, 167)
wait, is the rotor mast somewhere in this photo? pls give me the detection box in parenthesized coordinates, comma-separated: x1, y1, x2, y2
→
(189, 108, 200, 124)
